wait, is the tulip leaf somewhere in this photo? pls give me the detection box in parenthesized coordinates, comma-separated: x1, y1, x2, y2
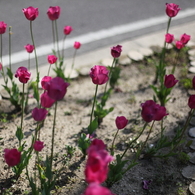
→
(88, 117, 98, 135)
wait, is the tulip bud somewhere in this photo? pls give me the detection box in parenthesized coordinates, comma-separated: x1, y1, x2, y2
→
(115, 116, 128, 129)
(47, 6, 61, 21)
(64, 26, 73, 35)
(188, 95, 195, 109)
(165, 3, 181, 18)
(33, 140, 44, 152)
(0, 21, 7, 34)
(24, 44, 34, 53)
(47, 55, 57, 64)
(4, 148, 21, 167)
(165, 33, 174, 44)
(180, 33, 191, 45)
(22, 6, 39, 21)
(32, 107, 48, 122)
(74, 41, 81, 49)
(111, 45, 122, 58)
(164, 74, 178, 88)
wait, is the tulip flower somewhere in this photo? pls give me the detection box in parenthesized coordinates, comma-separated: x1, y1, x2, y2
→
(111, 45, 122, 58)
(33, 140, 44, 152)
(82, 183, 115, 195)
(64, 26, 73, 35)
(47, 6, 61, 20)
(22, 6, 39, 21)
(24, 44, 34, 53)
(4, 148, 21, 167)
(188, 95, 195, 109)
(15, 67, 31, 84)
(46, 77, 69, 101)
(0, 63, 2, 71)
(74, 41, 81, 49)
(0, 21, 7, 34)
(175, 41, 184, 49)
(164, 74, 178, 88)
(165, 3, 181, 18)
(165, 33, 174, 44)
(115, 116, 128, 130)
(41, 76, 52, 90)
(47, 55, 57, 64)
(32, 107, 48, 122)
(180, 33, 191, 45)
(141, 100, 168, 122)
(90, 65, 109, 85)
(85, 139, 114, 184)
(40, 91, 56, 108)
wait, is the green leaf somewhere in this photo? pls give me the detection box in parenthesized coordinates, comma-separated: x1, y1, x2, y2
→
(15, 126, 24, 142)
(88, 117, 98, 134)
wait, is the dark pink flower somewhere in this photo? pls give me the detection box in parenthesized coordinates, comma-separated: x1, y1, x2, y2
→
(64, 26, 73, 35)
(165, 33, 174, 43)
(175, 41, 184, 49)
(22, 6, 39, 21)
(85, 139, 114, 184)
(188, 95, 195, 109)
(15, 67, 31, 84)
(0, 21, 7, 34)
(165, 3, 181, 18)
(41, 76, 52, 90)
(47, 6, 61, 21)
(164, 74, 178, 88)
(4, 148, 21, 167)
(32, 107, 48, 121)
(115, 116, 128, 130)
(33, 140, 44, 152)
(40, 91, 55, 108)
(0, 62, 2, 71)
(47, 55, 57, 64)
(180, 33, 191, 45)
(111, 45, 122, 58)
(47, 77, 69, 101)
(74, 41, 81, 49)
(82, 183, 115, 195)
(24, 44, 34, 53)
(90, 65, 109, 85)
(141, 100, 168, 122)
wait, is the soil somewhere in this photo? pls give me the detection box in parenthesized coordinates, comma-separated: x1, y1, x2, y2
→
(0, 47, 194, 195)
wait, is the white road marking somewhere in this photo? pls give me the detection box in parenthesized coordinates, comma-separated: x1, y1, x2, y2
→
(2, 7, 195, 66)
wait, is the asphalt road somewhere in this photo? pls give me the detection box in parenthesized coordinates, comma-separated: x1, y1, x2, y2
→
(0, 0, 195, 68)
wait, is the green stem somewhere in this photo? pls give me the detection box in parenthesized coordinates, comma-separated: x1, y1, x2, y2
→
(28, 53, 31, 71)
(68, 49, 77, 78)
(104, 58, 116, 94)
(0, 34, 6, 84)
(52, 21, 56, 51)
(171, 50, 180, 74)
(50, 101, 58, 168)
(61, 35, 67, 60)
(90, 84, 98, 125)
(111, 128, 120, 155)
(19, 83, 25, 147)
(54, 20, 60, 59)
(9, 26, 12, 71)
(121, 122, 148, 159)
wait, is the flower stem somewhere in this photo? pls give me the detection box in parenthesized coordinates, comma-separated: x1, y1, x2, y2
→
(68, 49, 77, 78)
(90, 84, 98, 125)
(61, 35, 67, 61)
(111, 128, 119, 155)
(50, 101, 58, 168)
(54, 20, 60, 59)
(0, 34, 6, 84)
(9, 26, 12, 71)
(52, 21, 56, 51)
(121, 122, 148, 159)
(47, 64, 52, 76)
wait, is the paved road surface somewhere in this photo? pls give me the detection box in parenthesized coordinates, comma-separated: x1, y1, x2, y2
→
(0, 0, 195, 68)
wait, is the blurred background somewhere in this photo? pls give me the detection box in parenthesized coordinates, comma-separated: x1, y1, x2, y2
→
(0, 0, 195, 68)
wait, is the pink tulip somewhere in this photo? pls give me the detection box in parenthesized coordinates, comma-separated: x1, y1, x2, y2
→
(24, 44, 34, 53)
(47, 6, 61, 21)
(180, 33, 191, 45)
(0, 21, 7, 34)
(188, 95, 195, 109)
(175, 41, 184, 49)
(115, 116, 128, 130)
(41, 76, 52, 90)
(164, 74, 178, 88)
(74, 41, 81, 49)
(0, 62, 2, 71)
(15, 67, 31, 84)
(4, 148, 21, 167)
(33, 140, 44, 152)
(46, 77, 69, 101)
(165, 33, 174, 44)
(64, 26, 73, 35)
(82, 183, 115, 195)
(111, 45, 122, 58)
(22, 6, 39, 21)
(85, 139, 114, 184)
(165, 3, 181, 18)
(47, 55, 57, 64)
(40, 91, 56, 108)
(141, 100, 168, 122)
(90, 65, 109, 85)
(32, 107, 48, 122)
